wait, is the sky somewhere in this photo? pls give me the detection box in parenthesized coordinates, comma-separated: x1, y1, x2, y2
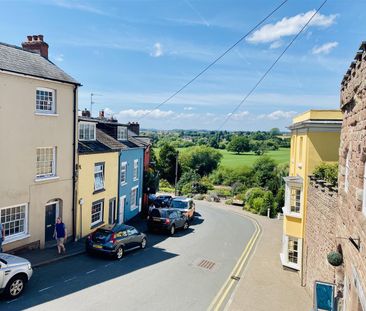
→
(1, 0, 365, 131)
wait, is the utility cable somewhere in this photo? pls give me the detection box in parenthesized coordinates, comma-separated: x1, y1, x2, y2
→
(218, 0, 328, 130)
(138, 0, 289, 120)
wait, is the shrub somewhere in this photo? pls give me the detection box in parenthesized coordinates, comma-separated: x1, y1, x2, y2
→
(313, 162, 338, 186)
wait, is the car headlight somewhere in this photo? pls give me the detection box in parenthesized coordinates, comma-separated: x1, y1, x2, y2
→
(27, 263, 32, 270)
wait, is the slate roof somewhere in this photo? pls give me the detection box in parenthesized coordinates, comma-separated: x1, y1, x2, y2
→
(96, 129, 125, 150)
(78, 140, 112, 154)
(0, 42, 80, 85)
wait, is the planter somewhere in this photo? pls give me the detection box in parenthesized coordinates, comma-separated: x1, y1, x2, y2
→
(327, 251, 343, 267)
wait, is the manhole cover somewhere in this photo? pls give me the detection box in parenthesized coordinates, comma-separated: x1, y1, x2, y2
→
(197, 259, 216, 270)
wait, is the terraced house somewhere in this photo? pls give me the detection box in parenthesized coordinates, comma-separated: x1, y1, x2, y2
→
(0, 35, 80, 251)
(76, 111, 145, 238)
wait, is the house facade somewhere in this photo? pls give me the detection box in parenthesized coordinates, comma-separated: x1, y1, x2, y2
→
(280, 110, 342, 273)
(76, 118, 119, 238)
(0, 35, 79, 251)
(335, 41, 366, 311)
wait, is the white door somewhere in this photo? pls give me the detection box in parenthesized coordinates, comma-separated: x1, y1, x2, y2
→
(119, 196, 126, 224)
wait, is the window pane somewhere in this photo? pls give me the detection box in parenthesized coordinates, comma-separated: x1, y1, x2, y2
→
(0, 204, 27, 238)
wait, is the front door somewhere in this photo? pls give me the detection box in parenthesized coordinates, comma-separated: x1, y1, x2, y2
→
(109, 198, 116, 224)
(119, 196, 126, 224)
(45, 203, 57, 242)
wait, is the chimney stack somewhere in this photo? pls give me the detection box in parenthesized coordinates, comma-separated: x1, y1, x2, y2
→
(22, 34, 49, 59)
(81, 109, 91, 118)
(99, 110, 105, 119)
(128, 122, 140, 135)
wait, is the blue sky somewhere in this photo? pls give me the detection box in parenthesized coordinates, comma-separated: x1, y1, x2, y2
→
(1, 0, 365, 130)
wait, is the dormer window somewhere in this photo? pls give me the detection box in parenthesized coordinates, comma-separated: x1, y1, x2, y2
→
(117, 126, 128, 140)
(79, 122, 96, 141)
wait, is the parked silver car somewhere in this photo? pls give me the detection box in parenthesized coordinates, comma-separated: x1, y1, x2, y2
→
(0, 253, 33, 298)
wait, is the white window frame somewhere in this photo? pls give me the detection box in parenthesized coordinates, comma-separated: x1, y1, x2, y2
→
(94, 163, 105, 191)
(36, 147, 56, 180)
(36, 87, 56, 114)
(345, 150, 350, 193)
(79, 122, 96, 141)
(1, 203, 29, 244)
(91, 201, 103, 227)
(117, 126, 128, 140)
(283, 182, 302, 217)
(133, 159, 139, 181)
(280, 235, 301, 270)
(120, 162, 127, 185)
(362, 163, 366, 216)
(130, 186, 138, 211)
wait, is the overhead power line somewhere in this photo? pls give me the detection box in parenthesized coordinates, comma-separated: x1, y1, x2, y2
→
(218, 0, 328, 130)
(138, 0, 289, 120)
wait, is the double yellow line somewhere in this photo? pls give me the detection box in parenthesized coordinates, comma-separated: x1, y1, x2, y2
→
(208, 216, 261, 311)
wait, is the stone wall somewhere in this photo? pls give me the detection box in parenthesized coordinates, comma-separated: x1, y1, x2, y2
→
(337, 41, 366, 310)
(304, 178, 338, 296)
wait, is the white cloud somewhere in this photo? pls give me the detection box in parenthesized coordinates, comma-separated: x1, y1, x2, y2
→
(184, 106, 194, 111)
(258, 110, 297, 120)
(269, 41, 283, 49)
(151, 42, 163, 57)
(55, 54, 64, 62)
(247, 10, 337, 44)
(227, 111, 250, 121)
(312, 41, 338, 55)
(116, 109, 174, 120)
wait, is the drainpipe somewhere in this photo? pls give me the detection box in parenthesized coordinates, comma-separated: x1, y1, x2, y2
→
(72, 85, 77, 241)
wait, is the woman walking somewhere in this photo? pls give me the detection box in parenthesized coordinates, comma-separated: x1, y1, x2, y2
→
(54, 217, 67, 254)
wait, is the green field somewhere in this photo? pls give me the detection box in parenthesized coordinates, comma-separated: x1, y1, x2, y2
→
(154, 147, 290, 169)
(219, 148, 290, 168)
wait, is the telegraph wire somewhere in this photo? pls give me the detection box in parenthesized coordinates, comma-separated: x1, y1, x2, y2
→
(138, 0, 289, 120)
(218, 0, 328, 130)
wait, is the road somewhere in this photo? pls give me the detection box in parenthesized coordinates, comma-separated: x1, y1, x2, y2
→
(0, 201, 256, 311)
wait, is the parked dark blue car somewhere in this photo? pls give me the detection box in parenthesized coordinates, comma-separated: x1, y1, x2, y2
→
(86, 224, 146, 259)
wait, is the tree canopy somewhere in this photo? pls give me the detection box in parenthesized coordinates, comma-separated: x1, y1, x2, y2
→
(227, 136, 251, 154)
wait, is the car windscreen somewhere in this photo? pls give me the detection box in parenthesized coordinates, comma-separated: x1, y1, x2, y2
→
(171, 200, 188, 209)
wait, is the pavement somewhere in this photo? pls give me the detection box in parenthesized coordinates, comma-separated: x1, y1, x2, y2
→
(12, 216, 148, 268)
(216, 203, 313, 311)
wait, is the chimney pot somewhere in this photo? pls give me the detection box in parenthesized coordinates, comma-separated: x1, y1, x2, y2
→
(22, 34, 49, 59)
(99, 110, 105, 119)
(81, 109, 91, 118)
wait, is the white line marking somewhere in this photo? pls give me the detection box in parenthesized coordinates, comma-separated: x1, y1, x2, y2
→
(39, 286, 54, 292)
(6, 298, 19, 304)
(64, 277, 77, 282)
(104, 263, 113, 267)
(86, 269, 96, 274)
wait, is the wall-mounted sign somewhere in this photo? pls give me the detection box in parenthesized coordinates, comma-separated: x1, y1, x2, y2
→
(314, 281, 336, 311)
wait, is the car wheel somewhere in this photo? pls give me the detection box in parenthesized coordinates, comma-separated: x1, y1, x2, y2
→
(5, 275, 26, 298)
(170, 225, 175, 235)
(141, 238, 147, 249)
(183, 221, 189, 230)
(115, 246, 124, 260)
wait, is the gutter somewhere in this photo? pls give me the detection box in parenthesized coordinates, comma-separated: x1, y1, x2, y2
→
(72, 85, 77, 241)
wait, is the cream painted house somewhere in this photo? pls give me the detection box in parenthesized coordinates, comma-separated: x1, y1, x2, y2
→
(0, 35, 80, 251)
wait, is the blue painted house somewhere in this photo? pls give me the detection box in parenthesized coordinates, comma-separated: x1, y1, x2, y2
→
(96, 116, 145, 223)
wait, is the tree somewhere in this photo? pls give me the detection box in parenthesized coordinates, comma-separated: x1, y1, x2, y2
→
(179, 146, 222, 177)
(157, 144, 180, 185)
(251, 156, 276, 188)
(227, 136, 251, 154)
(270, 128, 281, 136)
(250, 140, 268, 155)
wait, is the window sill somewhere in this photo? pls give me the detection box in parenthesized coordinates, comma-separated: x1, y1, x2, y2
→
(284, 211, 302, 219)
(3, 234, 30, 245)
(90, 221, 104, 230)
(35, 176, 59, 183)
(93, 188, 105, 195)
(35, 112, 59, 117)
(120, 182, 127, 187)
(280, 253, 300, 270)
(130, 205, 139, 211)
(133, 178, 139, 182)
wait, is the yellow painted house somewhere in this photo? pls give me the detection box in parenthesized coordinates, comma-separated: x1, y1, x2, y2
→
(280, 110, 342, 272)
(76, 119, 119, 238)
